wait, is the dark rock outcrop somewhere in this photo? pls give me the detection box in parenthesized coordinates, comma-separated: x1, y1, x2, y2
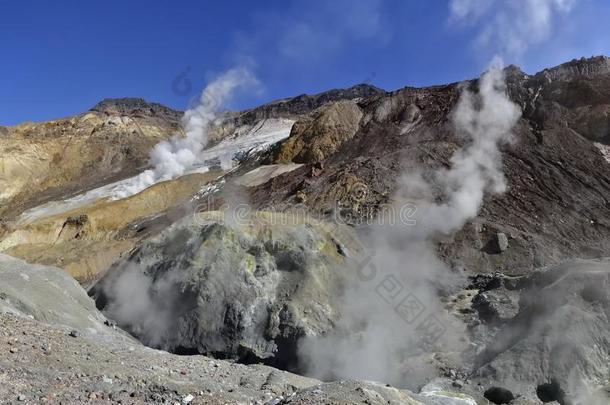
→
(233, 83, 384, 127)
(90, 212, 356, 370)
(90, 97, 182, 121)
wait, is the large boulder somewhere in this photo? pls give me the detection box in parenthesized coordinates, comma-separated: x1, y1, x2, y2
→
(90, 211, 357, 369)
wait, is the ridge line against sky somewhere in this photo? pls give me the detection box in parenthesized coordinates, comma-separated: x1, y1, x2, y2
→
(1, 0, 609, 125)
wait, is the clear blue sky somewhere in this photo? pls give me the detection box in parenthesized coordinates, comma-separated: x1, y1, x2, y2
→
(1, 0, 609, 125)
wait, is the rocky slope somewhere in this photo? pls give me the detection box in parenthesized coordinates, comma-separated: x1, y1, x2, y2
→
(5, 251, 609, 404)
(245, 56, 610, 276)
(0, 171, 223, 283)
(0, 99, 181, 220)
(2, 57, 610, 404)
(0, 85, 380, 281)
(274, 100, 364, 164)
(0, 254, 477, 404)
(227, 83, 384, 128)
(84, 214, 610, 403)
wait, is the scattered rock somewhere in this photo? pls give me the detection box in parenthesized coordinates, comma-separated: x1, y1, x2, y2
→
(65, 214, 89, 227)
(104, 319, 117, 328)
(496, 232, 509, 252)
(472, 288, 520, 324)
(485, 232, 509, 254)
(452, 380, 463, 388)
(295, 190, 307, 203)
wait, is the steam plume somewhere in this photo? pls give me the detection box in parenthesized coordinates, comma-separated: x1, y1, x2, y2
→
(116, 67, 257, 198)
(450, 1, 605, 401)
(299, 0, 584, 389)
(93, 67, 260, 347)
(299, 63, 521, 387)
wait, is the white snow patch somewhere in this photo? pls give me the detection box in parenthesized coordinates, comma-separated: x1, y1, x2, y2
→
(234, 163, 304, 187)
(18, 119, 294, 224)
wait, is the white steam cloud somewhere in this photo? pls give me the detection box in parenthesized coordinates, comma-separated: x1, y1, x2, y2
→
(99, 263, 178, 347)
(300, 0, 580, 392)
(450, 0, 579, 59)
(449, 1, 605, 401)
(299, 64, 521, 387)
(115, 67, 258, 198)
(414, 60, 521, 235)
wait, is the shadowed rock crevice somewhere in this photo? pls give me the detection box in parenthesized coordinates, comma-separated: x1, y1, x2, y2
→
(537, 380, 569, 404)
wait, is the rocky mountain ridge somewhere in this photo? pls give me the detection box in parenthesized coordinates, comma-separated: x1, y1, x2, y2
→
(1, 56, 610, 404)
(242, 55, 610, 276)
(535, 55, 610, 81)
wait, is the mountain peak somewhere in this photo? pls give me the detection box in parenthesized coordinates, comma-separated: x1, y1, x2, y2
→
(90, 97, 181, 118)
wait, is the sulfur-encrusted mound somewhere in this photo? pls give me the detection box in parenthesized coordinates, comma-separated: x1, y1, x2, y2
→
(90, 211, 359, 369)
